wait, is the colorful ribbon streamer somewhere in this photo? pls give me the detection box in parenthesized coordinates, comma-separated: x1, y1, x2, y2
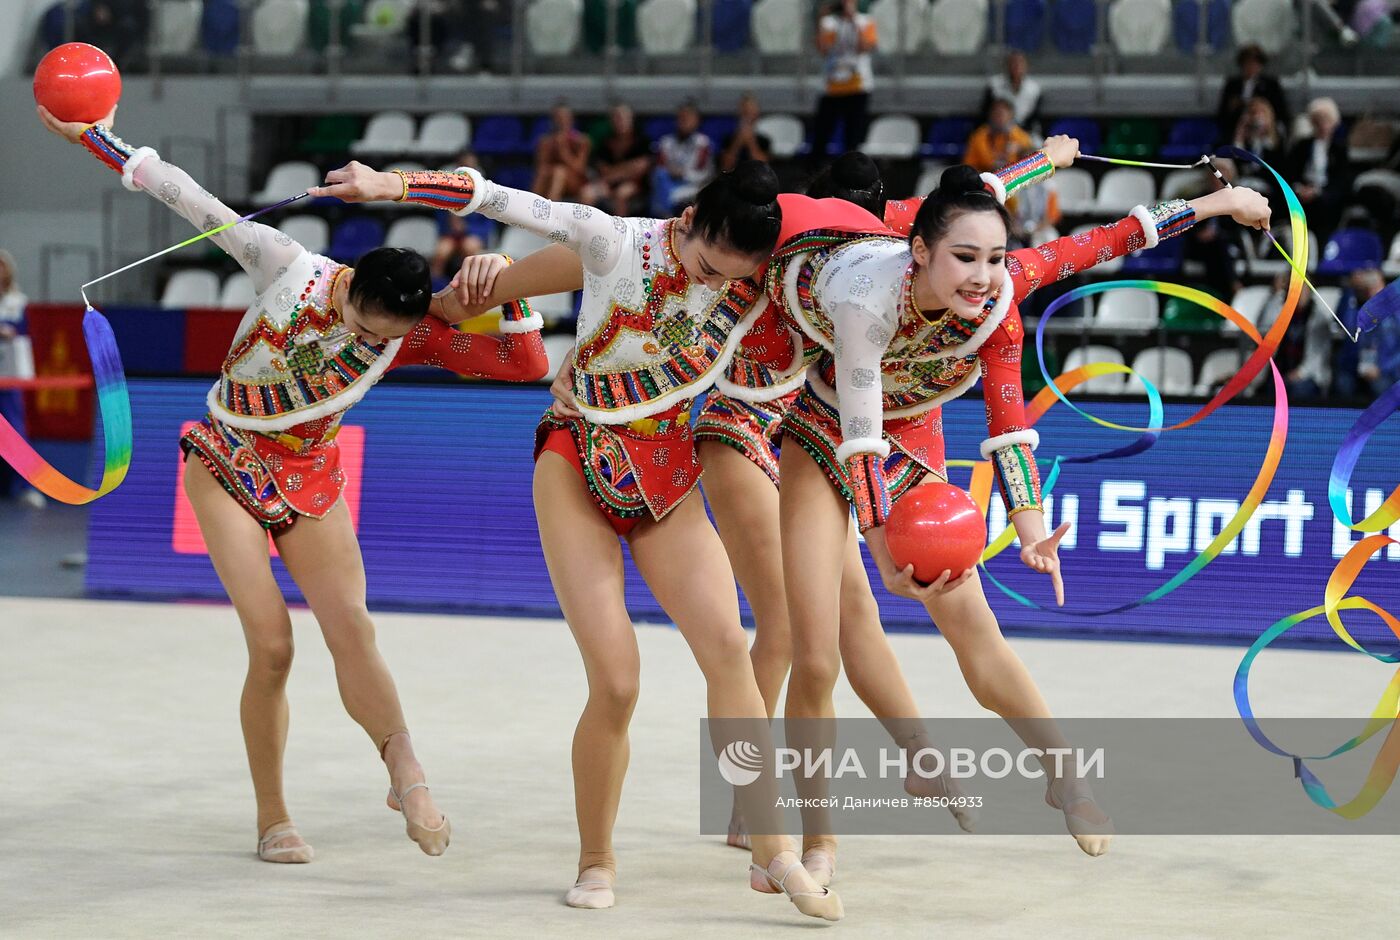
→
(0, 192, 308, 504)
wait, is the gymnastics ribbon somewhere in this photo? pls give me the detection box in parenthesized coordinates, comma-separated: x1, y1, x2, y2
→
(0, 192, 309, 504)
(1232, 378, 1400, 818)
(965, 147, 1305, 616)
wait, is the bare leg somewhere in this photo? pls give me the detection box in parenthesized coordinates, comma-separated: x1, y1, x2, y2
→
(777, 446, 849, 870)
(835, 525, 978, 832)
(534, 453, 638, 908)
(274, 499, 447, 854)
(183, 459, 309, 861)
(628, 490, 839, 919)
(923, 569, 1111, 856)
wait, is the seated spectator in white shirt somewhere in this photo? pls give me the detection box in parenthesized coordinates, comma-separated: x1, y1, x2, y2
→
(652, 101, 715, 215)
(983, 51, 1043, 139)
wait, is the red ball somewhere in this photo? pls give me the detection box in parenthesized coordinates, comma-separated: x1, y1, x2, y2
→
(33, 43, 122, 124)
(885, 483, 987, 584)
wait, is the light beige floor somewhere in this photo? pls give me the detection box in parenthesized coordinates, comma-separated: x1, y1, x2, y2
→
(0, 596, 1391, 939)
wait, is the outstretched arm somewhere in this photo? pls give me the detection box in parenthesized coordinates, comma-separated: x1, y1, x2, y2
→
(39, 106, 302, 295)
(392, 315, 548, 383)
(312, 161, 629, 277)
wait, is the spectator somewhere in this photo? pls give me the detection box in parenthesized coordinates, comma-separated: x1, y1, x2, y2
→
(0, 250, 44, 508)
(1336, 267, 1399, 399)
(1285, 97, 1353, 237)
(1231, 96, 1287, 167)
(652, 101, 715, 215)
(1350, 0, 1396, 48)
(719, 93, 772, 172)
(963, 98, 1032, 173)
(1259, 271, 1339, 401)
(1217, 44, 1291, 142)
(533, 102, 592, 202)
(811, 0, 877, 161)
(585, 103, 649, 215)
(405, 1, 508, 72)
(587, 104, 653, 216)
(75, 1, 150, 69)
(983, 51, 1043, 138)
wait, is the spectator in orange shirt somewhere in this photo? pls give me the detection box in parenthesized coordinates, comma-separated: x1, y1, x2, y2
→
(812, 0, 877, 162)
(963, 98, 1032, 173)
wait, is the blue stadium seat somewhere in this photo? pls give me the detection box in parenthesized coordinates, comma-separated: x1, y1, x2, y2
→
(41, 1, 92, 49)
(1160, 117, 1218, 160)
(702, 116, 738, 145)
(1318, 229, 1384, 275)
(529, 116, 554, 150)
(1051, 0, 1097, 54)
(1171, 0, 1230, 54)
(1047, 118, 1102, 154)
(644, 116, 676, 142)
(327, 216, 386, 263)
(471, 116, 528, 156)
(1121, 235, 1184, 275)
(709, 0, 754, 52)
(1001, 0, 1047, 53)
(202, 0, 242, 55)
(921, 118, 976, 159)
(493, 165, 535, 191)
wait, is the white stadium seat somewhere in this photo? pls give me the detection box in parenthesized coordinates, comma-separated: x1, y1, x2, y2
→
(1063, 345, 1127, 394)
(927, 0, 987, 54)
(1054, 168, 1096, 215)
(914, 162, 949, 196)
(755, 114, 805, 159)
(161, 269, 221, 308)
(1385, 232, 1400, 278)
(526, 0, 584, 56)
(1231, 0, 1298, 56)
(1126, 347, 1194, 396)
(1095, 290, 1161, 331)
(1224, 284, 1272, 334)
(860, 115, 921, 159)
(350, 111, 416, 157)
(870, 0, 930, 53)
(281, 215, 330, 256)
(219, 273, 257, 309)
(1109, 0, 1172, 55)
(411, 113, 471, 158)
(1094, 168, 1155, 214)
(1194, 348, 1242, 396)
(251, 0, 309, 56)
(543, 334, 578, 382)
(251, 161, 321, 203)
(638, 0, 697, 54)
(752, 0, 804, 54)
(384, 217, 441, 257)
(154, 0, 202, 55)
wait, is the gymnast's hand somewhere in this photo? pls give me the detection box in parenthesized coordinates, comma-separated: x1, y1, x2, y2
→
(1041, 134, 1080, 169)
(452, 254, 510, 307)
(549, 346, 581, 419)
(865, 525, 974, 602)
(311, 161, 402, 203)
(1019, 521, 1071, 607)
(37, 104, 116, 143)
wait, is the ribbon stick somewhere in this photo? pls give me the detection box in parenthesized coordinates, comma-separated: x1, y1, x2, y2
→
(0, 192, 310, 504)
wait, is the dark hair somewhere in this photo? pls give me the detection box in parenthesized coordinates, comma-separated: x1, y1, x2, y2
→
(907, 164, 1012, 249)
(1237, 44, 1267, 67)
(806, 152, 884, 215)
(690, 160, 782, 257)
(349, 246, 432, 324)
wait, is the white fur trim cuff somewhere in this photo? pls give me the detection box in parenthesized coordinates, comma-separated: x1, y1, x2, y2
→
(979, 429, 1041, 459)
(122, 147, 159, 192)
(981, 171, 1008, 206)
(498, 312, 545, 334)
(714, 366, 808, 403)
(1129, 204, 1158, 250)
(450, 166, 489, 217)
(836, 437, 891, 464)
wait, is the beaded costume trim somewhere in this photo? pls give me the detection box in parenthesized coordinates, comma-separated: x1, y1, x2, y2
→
(693, 390, 798, 488)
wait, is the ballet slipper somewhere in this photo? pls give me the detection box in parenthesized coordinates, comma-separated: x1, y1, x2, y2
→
(800, 847, 836, 888)
(904, 771, 980, 833)
(257, 824, 314, 864)
(749, 851, 844, 922)
(1046, 781, 1114, 857)
(387, 783, 451, 856)
(565, 866, 616, 910)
